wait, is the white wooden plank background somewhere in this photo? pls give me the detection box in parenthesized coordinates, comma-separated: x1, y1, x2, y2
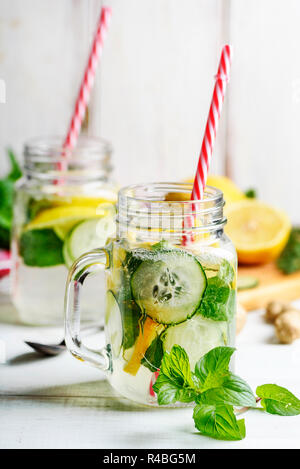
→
(0, 0, 227, 179)
(1, 0, 300, 221)
(228, 0, 300, 222)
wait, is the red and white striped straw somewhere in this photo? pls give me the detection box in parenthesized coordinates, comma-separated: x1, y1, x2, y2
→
(192, 45, 232, 201)
(63, 6, 112, 153)
(182, 45, 232, 245)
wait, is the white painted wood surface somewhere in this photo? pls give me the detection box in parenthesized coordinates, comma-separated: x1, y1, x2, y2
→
(1, 300, 300, 449)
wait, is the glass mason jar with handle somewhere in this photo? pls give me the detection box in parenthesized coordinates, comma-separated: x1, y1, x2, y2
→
(11, 136, 117, 326)
(65, 182, 237, 406)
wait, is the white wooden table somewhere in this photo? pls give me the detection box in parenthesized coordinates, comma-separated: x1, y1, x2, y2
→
(1, 298, 300, 449)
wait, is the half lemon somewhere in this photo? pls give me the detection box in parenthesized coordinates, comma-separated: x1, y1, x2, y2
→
(226, 200, 291, 264)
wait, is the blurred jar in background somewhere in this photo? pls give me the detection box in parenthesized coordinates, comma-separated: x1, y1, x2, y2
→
(11, 136, 117, 325)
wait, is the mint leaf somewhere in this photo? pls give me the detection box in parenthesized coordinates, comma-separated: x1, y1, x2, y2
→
(198, 373, 256, 407)
(151, 240, 171, 251)
(194, 346, 235, 390)
(153, 345, 197, 404)
(0, 179, 14, 230)
(194, 348, 255, 406)
(141, 334, 164, 372)
(0, 148, 22, 249)
(277, 228, 300, 274)
(217, 289, 236, 322)
(219, 259, 235, 284)
(160, 345, 194, 388)
(153, 373, 196, 405)
(199, 276, 233, 321)
(7, 148, 22, 181)
(256, 384, 300, 416)
(176, 387, 197, 403)
(153, 374, 179, 405)
(20, 229, 64, 267)
(0, 226, 10, 249)
(193, 403, 246, 441)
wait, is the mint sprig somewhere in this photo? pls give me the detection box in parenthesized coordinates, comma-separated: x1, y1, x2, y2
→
(153, 345, 300, 441)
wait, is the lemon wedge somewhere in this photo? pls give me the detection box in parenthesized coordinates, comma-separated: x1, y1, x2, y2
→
(25, 206, 106, 232)
(226, 200, 291, 264)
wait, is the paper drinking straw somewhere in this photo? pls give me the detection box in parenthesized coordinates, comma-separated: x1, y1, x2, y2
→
(192, 45, 232, 200)
(182, 45, 232, 245)
(59, 6, 112, 170)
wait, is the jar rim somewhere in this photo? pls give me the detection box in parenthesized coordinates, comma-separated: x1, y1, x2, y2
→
(117, 182, 226, 235)
(24, 135, 113, 162)
(119, 182, 224, 209)
(23, 135, 113, 183)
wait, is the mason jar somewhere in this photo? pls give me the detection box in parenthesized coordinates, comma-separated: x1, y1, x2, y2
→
(11, 135, 117, 326)
(65, 182, 237, 406)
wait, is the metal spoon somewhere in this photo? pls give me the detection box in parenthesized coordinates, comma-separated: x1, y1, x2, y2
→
(25, 325, 104, 356)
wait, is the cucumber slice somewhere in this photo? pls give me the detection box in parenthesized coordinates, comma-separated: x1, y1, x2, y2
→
(66, 216, 115, 260)
(118, 271, 141, 351)
(237, 276, 259, 291)
(131, 248, 207, 324)
(163, 314, 227, 369)
(105, 290, 123, 357)
(62, 240, 75, 268)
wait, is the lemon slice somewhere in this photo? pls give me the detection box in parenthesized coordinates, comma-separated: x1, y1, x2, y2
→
(54, 194, 117, 207)
(26, 206, 106, 232)
(226, 200, 291, 264)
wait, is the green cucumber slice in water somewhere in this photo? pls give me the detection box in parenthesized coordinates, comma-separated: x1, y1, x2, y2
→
(65, 216, 115, 260)
(118, 270, 141, 350)
(105, 290, 123, 356)
(131, 248, 207, 325)
(62, 241, 75, 269)
(163, 314, 227, 369)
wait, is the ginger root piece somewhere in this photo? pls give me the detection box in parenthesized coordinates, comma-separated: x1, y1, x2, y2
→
(265, 301, 290, 323)
(275, 309, 300, 344)
(236, 302, 247, 334)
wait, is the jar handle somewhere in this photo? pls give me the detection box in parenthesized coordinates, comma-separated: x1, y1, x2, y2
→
(64, 248, 111, 371)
